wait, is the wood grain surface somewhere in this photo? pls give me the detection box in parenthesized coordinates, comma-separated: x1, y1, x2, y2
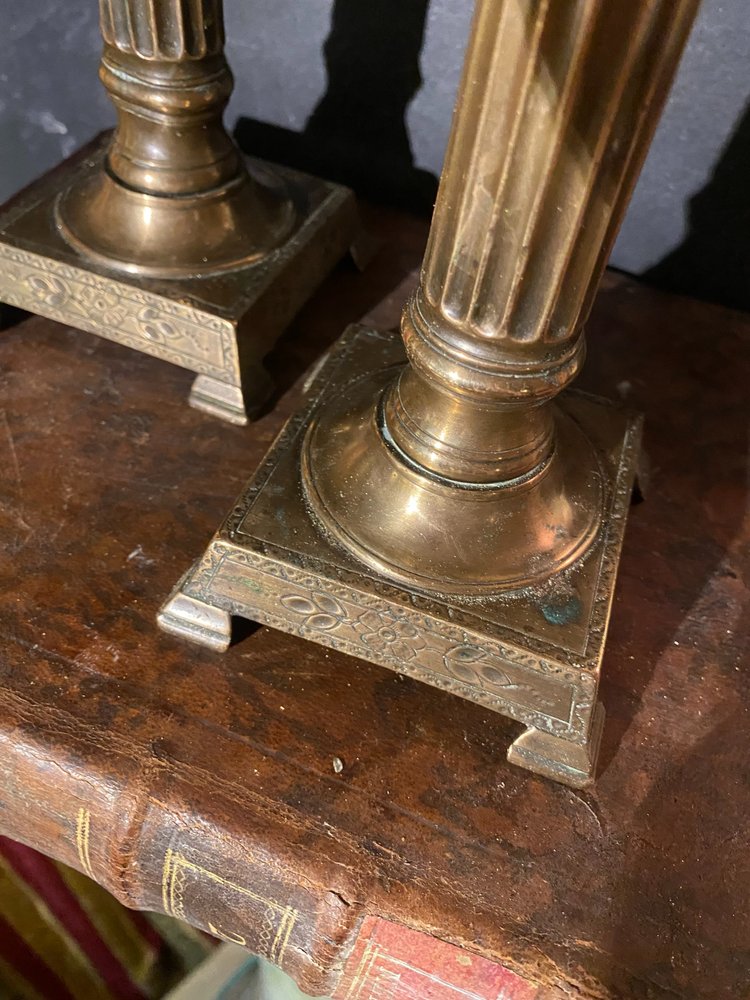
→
(0, 207, 747, 999)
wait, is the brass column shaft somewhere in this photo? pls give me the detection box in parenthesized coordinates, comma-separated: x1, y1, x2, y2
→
(386, 0, 699, 486)
(99, 0, 241, 197)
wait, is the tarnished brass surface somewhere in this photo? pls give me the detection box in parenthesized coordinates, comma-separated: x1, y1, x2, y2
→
(159, 0, 698, 784)
(0, 0, 359, 421)
(303, 0, 698, 593)
(58, 0, 295, 277)
(159, 326, 641, 788)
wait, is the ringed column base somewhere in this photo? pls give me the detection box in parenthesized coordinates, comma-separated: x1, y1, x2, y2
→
(158, 326, 642, 788)
(0, 133, 360, 424)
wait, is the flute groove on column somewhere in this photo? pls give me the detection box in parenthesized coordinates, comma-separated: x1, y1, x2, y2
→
(423, 0, 698, 352)
(100, 0, 224, 60)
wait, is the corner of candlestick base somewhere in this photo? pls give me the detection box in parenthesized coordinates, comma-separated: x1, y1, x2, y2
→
(158, 573, 232, 653)
(157, 325, 642, 788)
(0, 132, 360, 423)
(508, 702, 605, 788)
(189, 375, 267, 426)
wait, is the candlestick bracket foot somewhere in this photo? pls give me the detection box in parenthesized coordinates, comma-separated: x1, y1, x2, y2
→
(158, 326, 641, 787)
(507, 703, 605, 789)
(159, 577, 232, 653)
(0, 134, 359, 423)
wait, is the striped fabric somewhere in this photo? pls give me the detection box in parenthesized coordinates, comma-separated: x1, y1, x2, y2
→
(0, 837, 215, 1000)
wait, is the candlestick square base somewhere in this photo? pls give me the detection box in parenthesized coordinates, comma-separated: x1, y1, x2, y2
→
(158, 325, 642, 787)
(0, 133, 359, 424)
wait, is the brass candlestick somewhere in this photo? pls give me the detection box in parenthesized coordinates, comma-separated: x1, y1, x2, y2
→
(0, 0, 358, 423)
(159, 0, 699, 786)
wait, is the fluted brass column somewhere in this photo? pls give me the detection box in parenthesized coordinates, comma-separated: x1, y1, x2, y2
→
(159, 0, 699, 786)
(0, 0, 358, 421)
(56, 0, 294, 277)
(303, 0, 699, 592)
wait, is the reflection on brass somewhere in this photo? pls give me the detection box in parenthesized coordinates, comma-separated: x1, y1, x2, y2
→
(0, 0, 359, 423)
(159, 0, 699, 785)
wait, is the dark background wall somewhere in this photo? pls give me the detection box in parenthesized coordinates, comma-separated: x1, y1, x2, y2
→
(1, 0, 748, 310)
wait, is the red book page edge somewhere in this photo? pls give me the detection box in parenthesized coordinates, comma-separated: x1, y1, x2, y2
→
(334, 916, 539, 1000)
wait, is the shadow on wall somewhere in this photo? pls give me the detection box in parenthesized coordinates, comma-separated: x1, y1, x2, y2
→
(643, 100, 750, 313)
(234, 0, 439, 214)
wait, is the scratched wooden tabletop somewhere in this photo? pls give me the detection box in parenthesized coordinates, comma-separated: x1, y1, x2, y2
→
(0, 207, 747, 999)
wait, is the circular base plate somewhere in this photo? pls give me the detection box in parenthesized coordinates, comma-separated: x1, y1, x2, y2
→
(55, 163, 297, 279)
(302, 367, 605, 595)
